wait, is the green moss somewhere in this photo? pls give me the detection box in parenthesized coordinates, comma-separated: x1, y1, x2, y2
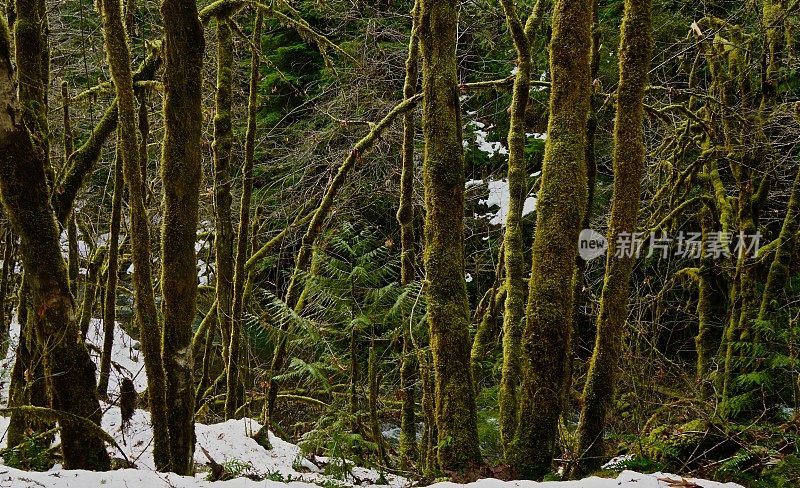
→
(0, 17, 10, 69)
(98, 0, 170, 469)
(13, 0, 50, 171)
(159, 0, 205, 474)
(419, 0, 481, 472)
(0, 1, 110, 471)
(211, 18, 238, 419)
(397, 4, 421, 469)
(573, 0, 653, 474)
(510, 0, 594, 478)
(497, 0, 535, 458)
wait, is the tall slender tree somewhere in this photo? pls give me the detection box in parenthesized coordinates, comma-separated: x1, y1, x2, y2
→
(97, 0, 171, 470)
(510, 0, 593, 477)
(574, 0, 653, 474)
(419, 0, 482, 472)
(397, 0, 420, 470)
(210, 12, 236, 419)
(497, 0, 545, 457)
(229, 9, 264, 422)
(159, 0, 204, 474)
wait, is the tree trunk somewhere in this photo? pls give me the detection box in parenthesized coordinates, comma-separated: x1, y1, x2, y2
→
(497, 0, 544, 457)
(573, 0, 652, 474)
(758, 164, 800, 320)
(510, 0, 593, 478)
(229, 8, 262, 423)
(397, 0, 420, 470)
(159, 0, 204, 474)
(97, 146, 124, 398)
(98, 0, 171, 470)
(14, 0, 50, 178)
(211, 15, 236, 419)
(419, 0, 481, 472)
(0, 17, 110, 470)
(0, 228, 15, 346)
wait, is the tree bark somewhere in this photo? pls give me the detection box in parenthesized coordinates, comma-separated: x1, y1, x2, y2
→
(98, 0, 171, 470)
(0, 16, 110, 470)
(397, 0, 420, 470)
(97, 146, 124, 398)
(159, 0, 204, 474)
(497, 0, 545, 458)
(228, 9, 263, 422)
(573, 0, 652, 474)
(210, 15, 236, 419)
(510, 0, 593, 478)
(419, 0, 481, 472)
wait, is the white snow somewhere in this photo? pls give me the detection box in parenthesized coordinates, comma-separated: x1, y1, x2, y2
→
(469, 179, 537, 226)
(465, 121, 508, 158)
(429, 473, 742, 488)
(0, 317, 743, 488)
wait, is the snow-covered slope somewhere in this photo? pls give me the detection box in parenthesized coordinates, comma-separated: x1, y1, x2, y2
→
(0, 318, 744, 488)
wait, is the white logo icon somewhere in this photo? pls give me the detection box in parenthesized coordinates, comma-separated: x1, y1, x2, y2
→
(578, 229, 607, 261)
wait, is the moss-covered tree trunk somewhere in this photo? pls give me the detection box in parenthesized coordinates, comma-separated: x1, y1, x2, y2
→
(97, 146, 124, 398)
(63, 85, 79, 295)
(7, 280, 52, 451)
(14, 0, 50, 177)
(79, 248, 105, 339)
(211, 17, 237, 419)
(98, 0, 171, 470)
(6, 0, 52, 446)
(99, 0, 165, 472)
(695, 204, 727, 386)
(497, 0, 544, 457)
(0, 16, 110, 470)
(568, 0, 600, 401)
(761, 0, 785, 109)
(418, 347, 438, 476)
(159, 0, 204, 475)
(397, 0, 420, 470)
(758, 163, 800, 320)
(470, 246, 504, 388)
(0, 228, 14, 346)
(721, 161, 758, 412)
(418, 0, 481, 473)
(229, 10, 263, 422)
(509, 0, 593, 478)
(573, 0, 652, 474)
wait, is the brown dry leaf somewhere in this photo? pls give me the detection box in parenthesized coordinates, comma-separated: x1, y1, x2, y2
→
(657, 477, 703, 488)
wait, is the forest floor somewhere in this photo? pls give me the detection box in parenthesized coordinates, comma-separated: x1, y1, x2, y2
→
(0, 320, 744, 488)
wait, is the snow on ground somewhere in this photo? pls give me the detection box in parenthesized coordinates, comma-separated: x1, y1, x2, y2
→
(0, 465, 746, 488)
(0, 318, 744, 487)
(467, 178, 537, 226)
